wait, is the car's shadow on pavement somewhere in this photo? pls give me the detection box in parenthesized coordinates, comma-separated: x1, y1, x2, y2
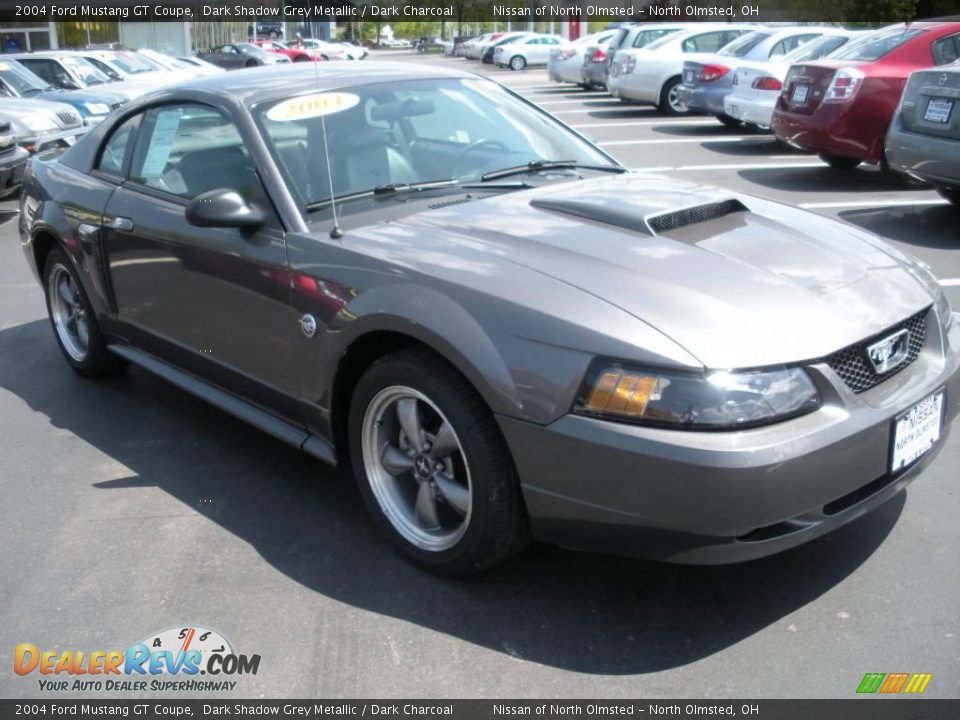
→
(0, 319, 904, 676)
(838, 205, 958, 249)
(738, 166, 927, 193)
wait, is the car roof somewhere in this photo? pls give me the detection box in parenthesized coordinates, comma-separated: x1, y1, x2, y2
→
(153, 61, 477, 106)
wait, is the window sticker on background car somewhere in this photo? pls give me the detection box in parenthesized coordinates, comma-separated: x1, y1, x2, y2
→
(140, 108, 183, 178)
(266, 92, 360, 122)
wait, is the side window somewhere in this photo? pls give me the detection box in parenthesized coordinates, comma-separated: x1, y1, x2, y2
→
(770, 34, 820, 58)
(932, 35, 959, 66)
(86, 57, 120, 80)
(128, 104, 253, 200)
(20, 58, 56, 84)
(96, 115, 138, 176)
(683, 32, 731, 53)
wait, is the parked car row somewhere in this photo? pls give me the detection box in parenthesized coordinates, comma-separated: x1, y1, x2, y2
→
(537, 21, 960, 203)
(458, 31, 568, 71)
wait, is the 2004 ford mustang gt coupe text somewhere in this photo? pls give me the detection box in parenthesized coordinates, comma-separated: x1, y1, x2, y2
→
(18, 63, 960, 574)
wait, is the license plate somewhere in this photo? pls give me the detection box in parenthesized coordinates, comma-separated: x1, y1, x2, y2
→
(684, 70, 695, 84)
(792, 84, 809, 104)
(890, 390, 945, 473)
(924, 98, 953, 124)
(728, 104, 740, 118)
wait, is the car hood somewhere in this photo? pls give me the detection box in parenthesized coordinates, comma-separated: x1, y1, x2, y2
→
(398, 173, 935, 369)
(0, 97, 77, 116)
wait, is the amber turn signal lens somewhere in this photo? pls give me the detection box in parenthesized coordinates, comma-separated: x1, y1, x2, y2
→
(584, 371, 659, 417)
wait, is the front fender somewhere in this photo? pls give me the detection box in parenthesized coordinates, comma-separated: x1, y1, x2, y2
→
(307, 284, 522, 431)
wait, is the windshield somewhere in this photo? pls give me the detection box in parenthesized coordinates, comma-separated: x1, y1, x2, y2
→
(718, 31, 771, 57)
(106, 52, 159, 75)
(0, 59, 48, 95)
(61, 56, 112, 85)
(784, 34, 851, 63)
(831, 25, 925, 62)
(255, 78, 614, 212)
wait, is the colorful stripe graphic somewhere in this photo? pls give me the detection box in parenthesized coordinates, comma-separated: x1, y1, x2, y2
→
(857, 672, 932, 694)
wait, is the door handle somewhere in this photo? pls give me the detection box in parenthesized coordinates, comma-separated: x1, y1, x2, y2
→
(108, 216, 134, 232)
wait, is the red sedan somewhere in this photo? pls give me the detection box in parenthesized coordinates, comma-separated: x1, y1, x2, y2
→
(253, 40, 324, 63)
(771, 21, 960, 169)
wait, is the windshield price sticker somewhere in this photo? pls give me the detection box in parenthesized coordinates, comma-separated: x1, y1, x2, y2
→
(266, 93, 360, 122)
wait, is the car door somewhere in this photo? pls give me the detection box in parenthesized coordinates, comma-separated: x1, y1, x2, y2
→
(525, 38, 547, 65)
(210, 45, 239, 69)
(98, 102, 301, 417)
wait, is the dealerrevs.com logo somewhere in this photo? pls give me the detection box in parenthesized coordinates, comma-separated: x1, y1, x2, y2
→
(14, 626, 261, 692)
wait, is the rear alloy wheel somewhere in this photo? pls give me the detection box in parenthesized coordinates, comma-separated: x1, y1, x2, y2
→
(717, 114, 742, 128)
(819, 153, 861, 170)
(660, 76, 689, 116)
(43, 248, 125, 377)
(349, 348, 529, 575)
(937, 187, 960, 205)
(509, 55, 527, 71)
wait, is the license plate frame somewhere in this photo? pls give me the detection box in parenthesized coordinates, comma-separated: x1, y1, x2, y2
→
(924, 97, 953, 124)
(792, 84, 809, 104)
(890, 390, 945, 474)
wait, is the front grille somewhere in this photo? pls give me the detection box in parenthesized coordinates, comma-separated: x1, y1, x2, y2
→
(56, 110, 81, 128)
(825, 309, 928, 393)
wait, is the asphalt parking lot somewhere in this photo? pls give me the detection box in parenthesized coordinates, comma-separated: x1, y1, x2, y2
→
(1, 51, 958, 700)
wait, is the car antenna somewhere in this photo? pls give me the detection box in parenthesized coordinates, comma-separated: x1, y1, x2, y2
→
(313, 50, 344, 239)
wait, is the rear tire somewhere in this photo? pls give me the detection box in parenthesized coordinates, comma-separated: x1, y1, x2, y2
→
(245, 59, 258, 68)
(43, 248, 125, 378)
(659, 76, 689, 116)
(819, 154, 861, 170)
(509, 55, 526, 71)
(937, 187, 960, 205)
(348, 348, 530, 575)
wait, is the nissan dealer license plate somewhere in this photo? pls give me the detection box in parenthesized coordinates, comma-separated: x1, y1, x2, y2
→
(792, 84, 809, 104)
(890, 391, 944, 473)
(924, 98, 953, 124)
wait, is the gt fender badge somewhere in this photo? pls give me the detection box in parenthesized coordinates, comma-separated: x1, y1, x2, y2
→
(299, 314, 318, 338)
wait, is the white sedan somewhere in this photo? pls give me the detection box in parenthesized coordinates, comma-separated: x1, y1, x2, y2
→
(607, 24, 759, 113)
(722, 30, 869, 128)
(494, 34, 565, 71)
(548, 30, 618, 85)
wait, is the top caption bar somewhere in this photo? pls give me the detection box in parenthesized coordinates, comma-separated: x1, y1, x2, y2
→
(0, 1, 828, 24)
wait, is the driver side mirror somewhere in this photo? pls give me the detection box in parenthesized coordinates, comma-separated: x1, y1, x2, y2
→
(185, 188, 265, 230)
(56, 75, 80, 90)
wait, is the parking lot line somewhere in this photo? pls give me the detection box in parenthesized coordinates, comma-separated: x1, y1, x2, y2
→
(676, 161, 827, 171)
(799, 199, 949, 209)
(600, 137, 752, 146)
(536, 99, 624, 106)
(941, 279, 960, 286)
(572, 119, 720, 129)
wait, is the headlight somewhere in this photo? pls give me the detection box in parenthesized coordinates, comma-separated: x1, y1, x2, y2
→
(83, 102, 110, 115)
(935, 289, 953, 330)
(22, 114, 58, 132)
(574, 361, 821, 429)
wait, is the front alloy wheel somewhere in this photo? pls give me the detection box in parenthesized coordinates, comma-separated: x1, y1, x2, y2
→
(349, 348, 529, 574)
(361, 386, 472, 552)
(510, 55, 526, 71)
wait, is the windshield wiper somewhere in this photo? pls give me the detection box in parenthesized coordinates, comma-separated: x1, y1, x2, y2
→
(480, 160, 627, 182)
(305, 179, 460, 212)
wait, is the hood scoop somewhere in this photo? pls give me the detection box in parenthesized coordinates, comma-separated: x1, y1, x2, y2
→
(530, 196, 748, 236)
(647, 199, 748, 234)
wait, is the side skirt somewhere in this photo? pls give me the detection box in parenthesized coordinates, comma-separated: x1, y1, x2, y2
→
(107, 344, 337, 467)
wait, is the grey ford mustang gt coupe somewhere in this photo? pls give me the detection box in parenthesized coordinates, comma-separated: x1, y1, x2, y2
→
(18, 63, 960, 575)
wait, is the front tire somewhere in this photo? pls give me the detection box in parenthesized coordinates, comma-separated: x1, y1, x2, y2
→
(509, 55, 526, 71)
(819, 153, 861, 170)
(348, 348, 529, 575)
(43, 248, 125, 377)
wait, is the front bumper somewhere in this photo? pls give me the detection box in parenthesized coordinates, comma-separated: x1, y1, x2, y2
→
(886, 116, 960, 190)
(724, 93, 776, 127)
(21, 126, 87, 154)
(499, 310, 960, 564)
